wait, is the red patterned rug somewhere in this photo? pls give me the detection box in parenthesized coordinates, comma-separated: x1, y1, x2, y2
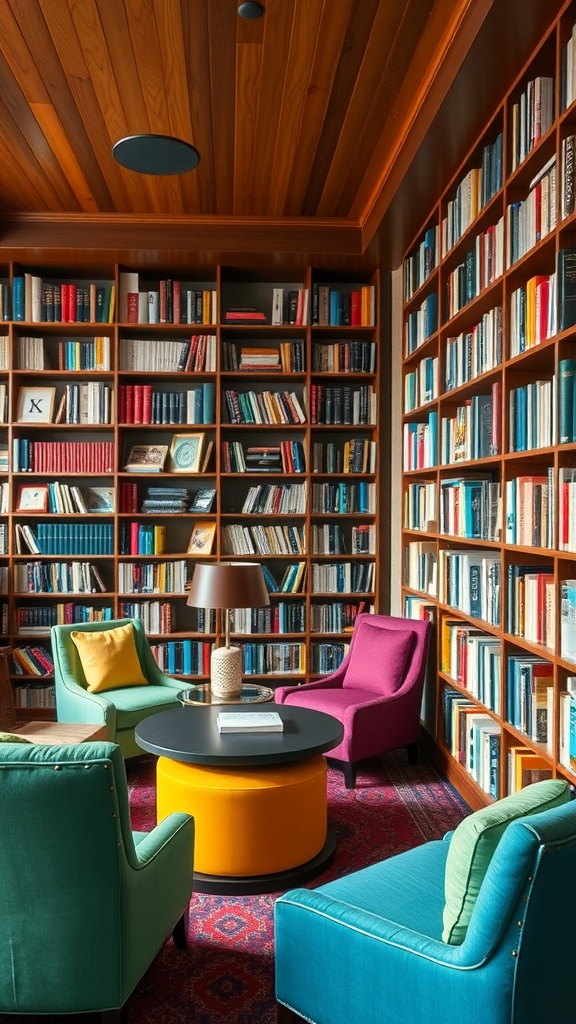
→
(2, 751, 468, 1024)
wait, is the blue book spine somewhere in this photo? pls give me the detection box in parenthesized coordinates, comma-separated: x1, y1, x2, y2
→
(12, 277, 24, 320)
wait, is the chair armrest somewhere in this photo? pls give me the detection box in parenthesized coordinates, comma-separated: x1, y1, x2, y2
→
(55, 677, 118, 731)
(131, 813, 194, 868)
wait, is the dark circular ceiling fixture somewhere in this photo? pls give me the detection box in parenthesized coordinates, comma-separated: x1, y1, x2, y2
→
(238, 2, 264, 19)
(112, 134, 200, 175)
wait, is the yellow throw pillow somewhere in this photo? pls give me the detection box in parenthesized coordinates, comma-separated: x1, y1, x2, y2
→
(70, 623, 148, 693)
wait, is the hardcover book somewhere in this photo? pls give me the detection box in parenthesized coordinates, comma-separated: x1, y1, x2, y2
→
(216, 711, 283, 733)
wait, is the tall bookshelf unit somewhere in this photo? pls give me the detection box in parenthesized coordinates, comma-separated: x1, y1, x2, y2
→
(401, 0, 576, 809)
(0, 262, 380, 717)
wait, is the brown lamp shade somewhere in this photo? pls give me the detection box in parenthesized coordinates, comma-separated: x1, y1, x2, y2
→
(186, 562, 270, 610)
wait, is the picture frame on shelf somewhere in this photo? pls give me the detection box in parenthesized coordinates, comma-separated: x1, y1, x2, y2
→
(169, 432, 204, 473)
(124, 443, 169, 473)
(16, 386, 56, 424)
(187, 521, 217, 555)
(16, 484, 49, 513)
(86, 486, 115, 513)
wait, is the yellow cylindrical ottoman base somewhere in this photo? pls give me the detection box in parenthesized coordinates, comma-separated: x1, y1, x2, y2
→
(156, 754, 328, 877)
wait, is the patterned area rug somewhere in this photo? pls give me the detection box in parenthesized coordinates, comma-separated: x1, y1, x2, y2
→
(1, 751, 468, 1024)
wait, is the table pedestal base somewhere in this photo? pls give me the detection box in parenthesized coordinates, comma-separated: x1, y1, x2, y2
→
(157, 753, 330, 889)
(193, 828, 336, 895)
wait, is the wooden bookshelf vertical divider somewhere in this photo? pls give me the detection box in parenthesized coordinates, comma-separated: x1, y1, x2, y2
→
(401, 0, 576, 809)
(0, 261, 381, 717)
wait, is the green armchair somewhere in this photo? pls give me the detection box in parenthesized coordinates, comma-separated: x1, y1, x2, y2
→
(0, 740, 194, 1023)
(51, 618, 194, 757)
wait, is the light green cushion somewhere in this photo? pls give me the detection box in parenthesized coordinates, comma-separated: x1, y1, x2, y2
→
(0, 731, 32, 743)
(442, 779, 571, 944)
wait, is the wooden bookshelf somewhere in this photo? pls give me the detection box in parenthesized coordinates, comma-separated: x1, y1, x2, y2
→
(0, 262, 380, 715)
(401, 0, 576, 809)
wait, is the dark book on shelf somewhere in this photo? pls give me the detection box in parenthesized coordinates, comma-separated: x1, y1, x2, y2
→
(557, 248, 576, 331)
(190, 488, 216, 513)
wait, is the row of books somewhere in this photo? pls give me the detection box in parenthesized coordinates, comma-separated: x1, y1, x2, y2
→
(311, 283, 375, 327)
(403, 411, 438, 470)
(440, 384, 501, 463)
(440, 620, 501, 714)
(309, 600, 371, 635)
(119, 484, 215, 515)
(119, 272, 217, 325)
(220, 522, 305, 557)
(309, 384, 376, 425)
(310, 523, 376, 555)
(405, 292, 438, 355)
(271, 287, 309, 326)
(221, 340, 305, 373)
(11, 644, 55, 677)
(505, 472, 553, 548)
(46, 483, 114, 515)
(559, 468, 576, 551)
(232, 603, 306, 635)
(440, 133, 503, 254)
(439, 475, 500, 541)
(508, 378, 554, 453)
(309, 561, 375, 595)
(117, 601, 174, 635)
(404, 354, 438, 412)
(15, 605, 114, 633)
(53, 382, 114, 425)
(312, 339, 376, 373)
(403, 481, 437, 532)
(118, 383, 216, 425)
(559, 680, 576, 772)
(560, 580, 576, 664)
(444, 217, 504, 320)
(117, 561, 188, 595)
(506, 156, 557, 266)
(404, 226, 438, 300)
(148, 640, 213, 676)
(310, 438, 377, 475)
(261, 562, 306, 594)
(310, 481, 375, 514)
(311, 642, 349, 675)
(118, 335, 216, 372)
(240, 482, 307, 515)
(223, 387, 306, 425)
(220, 441, 305, 474)
(13, 275, 115, 324)
(13, 440, 115, 474)
(444, 305, 502, 391)
(13, 684, 56, 706)
(439, 549, 501, 626)
(13, 561, 107, 595)
(241, 642, 306, 675)
(506, 653, 553, 746)
(558, 358, 576, 443)
(15, 521, 114, 556)
(13, 335, 112, 371)
(119, 523, 167, 556)
(510, 76, 554, 172)
(404, 540, 437, 596)
(443, 688, 500, 799)
(509, 273, 556, 354)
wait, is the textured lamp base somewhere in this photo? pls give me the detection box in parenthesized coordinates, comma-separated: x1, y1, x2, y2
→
(210, 645, 242, 699)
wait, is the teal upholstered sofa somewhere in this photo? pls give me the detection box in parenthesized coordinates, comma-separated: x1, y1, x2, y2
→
(0, 740, 194, 1023)
(275, 781, 576, 1024)
(51, 617, 194, 757)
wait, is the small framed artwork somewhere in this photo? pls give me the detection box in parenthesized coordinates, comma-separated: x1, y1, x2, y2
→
(187, 521, 217, 555)
(170, 432, 205, 473)
(86, 487, 115, 513)
(16, 484, 49, 512)
(124, 444, 169, 473)
(17, 386, 56, 424)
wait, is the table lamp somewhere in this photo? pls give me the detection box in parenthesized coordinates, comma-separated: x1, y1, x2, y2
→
(187, 561, 270, 698)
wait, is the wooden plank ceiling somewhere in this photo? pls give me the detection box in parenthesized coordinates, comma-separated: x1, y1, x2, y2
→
(0, 0, 487, 256)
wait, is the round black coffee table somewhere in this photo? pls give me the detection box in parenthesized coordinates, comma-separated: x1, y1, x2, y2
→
(136, 704, 343, 894)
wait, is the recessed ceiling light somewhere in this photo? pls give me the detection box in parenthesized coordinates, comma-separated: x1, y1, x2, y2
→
(112, 134, 200, 175)
(238, 2, 264, 19)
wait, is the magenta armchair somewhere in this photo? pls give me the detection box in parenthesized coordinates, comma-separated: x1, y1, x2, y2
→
(275, 613, 432, 788)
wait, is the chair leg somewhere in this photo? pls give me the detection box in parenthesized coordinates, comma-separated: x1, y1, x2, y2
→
(172, 907, 189, 949)
(343, 762, 356, 789)
(406, 742, 419, 765)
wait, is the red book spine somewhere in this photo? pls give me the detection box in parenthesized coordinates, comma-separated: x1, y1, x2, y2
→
(125, 385, 134, 424)
(127, 292, 139, 324)
(142, 385, 153, 423)
(159, 279, 167, 323)
(173, 280, 181, 323)
(350, 290, 361, 326)
(68, 283, 77, 322)
(130, 521, 139, 555)
(60, 284, 69, 323)
(118, 385, 126, 424)
(133, 384, 143, 424)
